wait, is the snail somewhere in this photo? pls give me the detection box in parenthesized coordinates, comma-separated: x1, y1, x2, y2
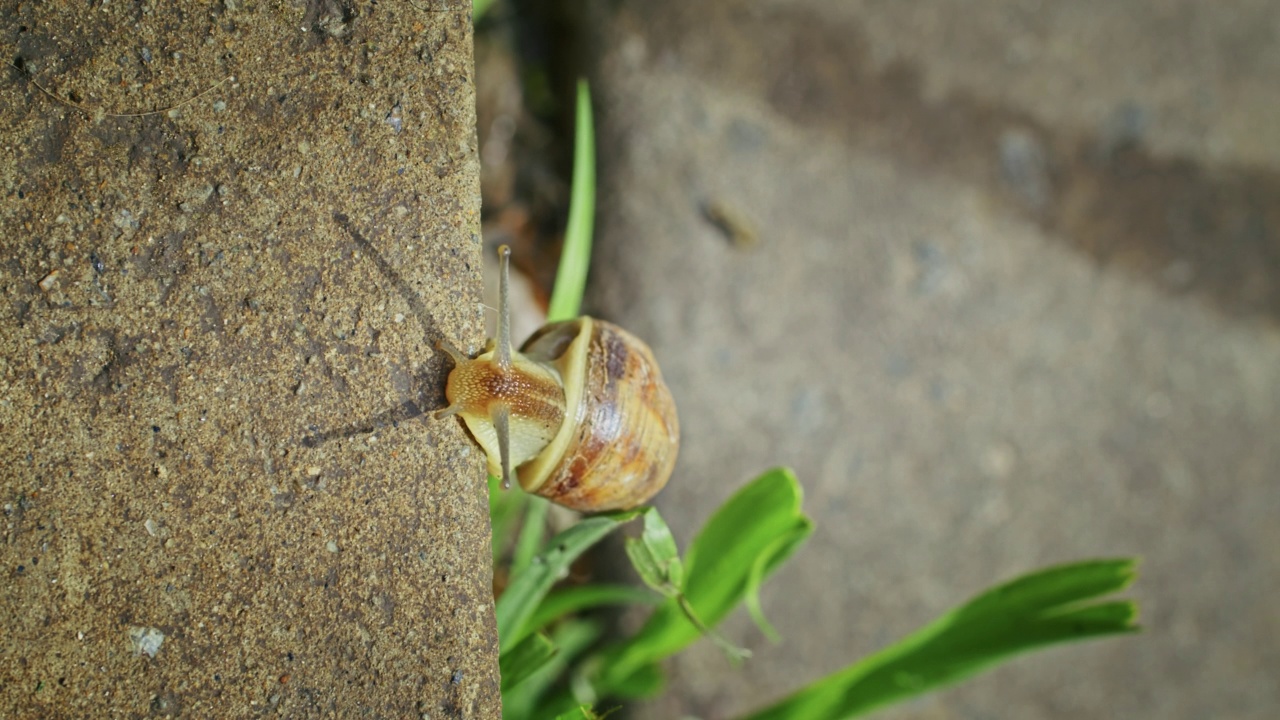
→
(435, 245, 679, 512)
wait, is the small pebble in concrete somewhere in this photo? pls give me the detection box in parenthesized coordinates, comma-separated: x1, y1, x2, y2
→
(38, 270, 59, 292)
(113, 209, 139, 231)
(128, 626, 165, 658)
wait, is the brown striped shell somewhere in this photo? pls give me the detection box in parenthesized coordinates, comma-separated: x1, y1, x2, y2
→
(436, 244, 679, 512)
(514, 318, 680, 512)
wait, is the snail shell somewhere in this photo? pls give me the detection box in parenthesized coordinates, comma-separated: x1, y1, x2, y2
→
(435, 246, 679, 512)
(516, 317, 679, 511)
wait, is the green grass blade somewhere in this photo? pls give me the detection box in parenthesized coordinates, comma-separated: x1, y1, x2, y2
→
(896, 559, 1139, 657)
(490, 474, 527, 564)
(547, 80, 596, 323)
(472, 0, 496, 22)
(506, 619, 605, 720)
(512, 496, 550, 578)
(501, 632, 558, 693)
(601, 662, 665, 700)
(954, 558, 1138, 622)
(527, 585, 662, 633)
(497, 509, 643, 653)
(739, 558, 1140, 720)
(552, 708, 606, 720)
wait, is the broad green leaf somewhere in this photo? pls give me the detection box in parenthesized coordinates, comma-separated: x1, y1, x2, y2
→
(501, 633, 557, 693)
(497, 509, 643, 654)
(681, 468, 812, 630)
(743, 527, 810, 643)
(547, 80, 596, 323)
(739, 558, 1139, 720)
(598, 468, 812, 689)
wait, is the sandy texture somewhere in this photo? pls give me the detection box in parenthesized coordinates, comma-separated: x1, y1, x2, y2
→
(576, 1, 1280, 718)
(2, 1, 499, 716)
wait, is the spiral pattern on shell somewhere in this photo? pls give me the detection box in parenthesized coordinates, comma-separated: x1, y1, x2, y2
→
(516, 318, 679, 512)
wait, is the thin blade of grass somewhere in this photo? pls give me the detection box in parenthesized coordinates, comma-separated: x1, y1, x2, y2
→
(490, 474, 527, 563)
(472, 0, 496, 22)
(739, 558, 1140, 720)
(952, 558, 1138, 623)
(506, 619, 606, 720)
(527, 585, 662, 633)
(547, 80, 596, 323)
(501, 632, 558, 693)
(552, 708, 601, 720)
(512, 495, 550, 578)
(497, 509, 643, 654)
(529, 650, 667, 712)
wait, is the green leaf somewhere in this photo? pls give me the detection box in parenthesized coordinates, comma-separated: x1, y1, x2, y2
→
(954, 557, 1137, 623)
(551, 706, 622, 720)
(512, 496, 550, 578)
(624, 508, 684, 596)
(681, 468, 812, 631)
(497, 509, 643, 654)
(528, 585, 661, 635)
(603, 662, 665, 700)
(742, 529, 808, 643)
(472, 0, 496, 21)
(490, 474, 527, 564)
(547, 80, 596, 323)
(598, 468, 813, 689)
(506, 620, 604, 720)
(501, 633, 558, 693)
(738, 558, 1140, 720)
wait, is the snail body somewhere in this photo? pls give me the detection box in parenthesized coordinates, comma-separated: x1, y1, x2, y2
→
(435, 246, 679, 512)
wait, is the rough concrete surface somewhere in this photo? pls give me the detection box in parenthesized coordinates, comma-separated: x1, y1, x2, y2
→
(2, 2, 499, 717)
(575, 1, 1279, 718)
